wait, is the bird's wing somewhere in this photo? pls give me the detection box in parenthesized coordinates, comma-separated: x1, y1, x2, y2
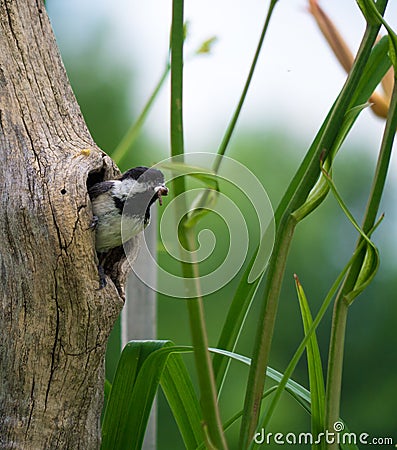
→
(88, 181, 114, 200)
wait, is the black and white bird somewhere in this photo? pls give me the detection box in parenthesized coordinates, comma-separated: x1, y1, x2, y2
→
(89, 166, 168, 286)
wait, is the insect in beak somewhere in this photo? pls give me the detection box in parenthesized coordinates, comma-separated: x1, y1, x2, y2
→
(154, 184, 169, 206)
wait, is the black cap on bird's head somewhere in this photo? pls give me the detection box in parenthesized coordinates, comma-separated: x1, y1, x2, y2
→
(120, 166, 168, 206)
(120, 166, 163, 183)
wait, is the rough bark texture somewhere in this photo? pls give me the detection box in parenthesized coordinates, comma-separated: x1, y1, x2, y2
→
(0, 0, 127, 448)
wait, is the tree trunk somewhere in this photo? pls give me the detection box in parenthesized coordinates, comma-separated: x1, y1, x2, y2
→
(0, 1, 127, 447)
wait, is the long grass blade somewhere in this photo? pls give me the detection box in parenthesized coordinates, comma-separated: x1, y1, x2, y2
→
(210, 347, 356, 450)
(101, 341, 201, 450)
(239, 8, 389, 445)
(213, 32, 391, 423)
(160, 352, 204, 448)
(250, 217, 383, 446)
(320, 165, 380, 305)
(294, 275, 326, 450)
(101, 341, 165, 450)
(210, 347, 311, 407)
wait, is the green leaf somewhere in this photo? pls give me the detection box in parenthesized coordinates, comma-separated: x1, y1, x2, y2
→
(239, 17, 388, 444)
(101, 341, 167, 449)
(197, 386, 282, 450)
(292, 102, 369, 222)
(220, 386, 279, 436)
(294, 275, 326, 450)
(292, 34, 391, 223)
(195, 36, 218, 55)
(253, 217, 383, 437)
(387, 33, 397, 70)
(335, 103, 371, 150)
(356, 0, 382, 26)
(356, 0, 397, 69)
(101, 341, 160, 450)
(184, 188, 219, 229)
(209, 348, 311, 407)
(101, 341, 201, 450)
(282, 33, 390, 225)
(350, 35, 391, 106)
(345, 242, 380, 305)
(320, 164, 381, 305)
(160, 352, 204, 448)
(212, 253, 262, 394)
(104, 378, 112, 398)
(209, 348, 359, 450)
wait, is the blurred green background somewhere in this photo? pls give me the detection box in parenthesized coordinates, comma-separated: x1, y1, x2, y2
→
(49, 6, 397, 449)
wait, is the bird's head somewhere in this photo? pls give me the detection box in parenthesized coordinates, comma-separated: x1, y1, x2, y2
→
(119, 166, 169, 211)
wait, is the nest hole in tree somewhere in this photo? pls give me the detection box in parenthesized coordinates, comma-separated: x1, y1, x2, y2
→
(86, 166, 107, 192)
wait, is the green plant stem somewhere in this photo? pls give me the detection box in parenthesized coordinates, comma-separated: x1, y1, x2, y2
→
(240, 214, 297, 448)
(211, 0, 279, 393)
(182, 230, 227, 450)
(170, 1, 227, 449)
(252, 214, 384, 448)
(112, 61, 170, 165)
(213, 0, 279, 173)
(212, 35, 390, 400)
(238, 3, 388, 446)
(325, 74, 397, 449)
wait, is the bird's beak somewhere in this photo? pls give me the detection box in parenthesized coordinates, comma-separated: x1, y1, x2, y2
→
(154, 184, 169, 206)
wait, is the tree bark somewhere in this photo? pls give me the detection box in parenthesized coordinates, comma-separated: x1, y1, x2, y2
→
(0, 0, 126, 448)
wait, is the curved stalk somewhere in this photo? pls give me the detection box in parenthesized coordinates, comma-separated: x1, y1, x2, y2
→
(238, 2, 389, 446)
(325, 72, 397, 450)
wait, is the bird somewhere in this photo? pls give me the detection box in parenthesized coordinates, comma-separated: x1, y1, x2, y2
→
(88, 166, 168, 287)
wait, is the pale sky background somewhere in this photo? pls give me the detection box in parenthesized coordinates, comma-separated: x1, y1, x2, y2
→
(48, 1, 397, 156)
